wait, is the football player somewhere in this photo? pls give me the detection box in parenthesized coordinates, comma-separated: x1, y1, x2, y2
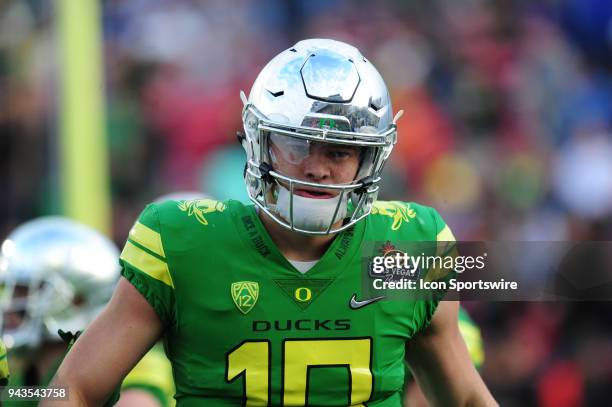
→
(47, 39, 496, 406)
(0, 217, 120, 406)
(0, 217, 173, 407)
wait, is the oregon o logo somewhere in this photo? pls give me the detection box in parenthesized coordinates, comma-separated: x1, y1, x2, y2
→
(294, 287, 312, 302)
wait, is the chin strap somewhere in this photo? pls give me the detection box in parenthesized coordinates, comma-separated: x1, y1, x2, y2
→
(58, 329, 81, 344)
(259, 162, 275, 184)
(355, 175, 375, 195)
(236, 131, 246, 146)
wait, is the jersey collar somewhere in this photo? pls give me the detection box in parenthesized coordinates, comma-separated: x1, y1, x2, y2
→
(234, 204, 365, 278)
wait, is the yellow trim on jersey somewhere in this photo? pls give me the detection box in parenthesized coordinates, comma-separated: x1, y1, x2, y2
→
(458, 320, 485, 368)
(426, 224, 457, 281)
(129, 221, 166, 258)
(436, 225, 456, 242)
(122, 345, 175, 405)
(121, 241, 174, 288)
(436, 224, 457, 257)
(0, 339, 8, 381)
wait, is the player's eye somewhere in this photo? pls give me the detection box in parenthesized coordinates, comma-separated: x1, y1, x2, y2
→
(325, 148, 357, 162)
(328, 150, 350, 159)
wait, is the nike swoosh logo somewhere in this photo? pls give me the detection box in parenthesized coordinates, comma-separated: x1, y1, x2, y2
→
(349, 294, 386, 310)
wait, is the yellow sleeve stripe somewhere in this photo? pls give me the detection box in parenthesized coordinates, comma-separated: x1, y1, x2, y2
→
(122, 348, 175, 397)
(435, 225, 457, 258)
(436, 225, 456, 242)
(129, 221, 166, 258)
(121, 241, 174, 288)
(426, 224, 458, 281)
(458, 320, 485, 367)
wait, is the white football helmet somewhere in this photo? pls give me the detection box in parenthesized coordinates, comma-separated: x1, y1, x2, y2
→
(240, 39, 401, 235)
(0, 217, 120, 349)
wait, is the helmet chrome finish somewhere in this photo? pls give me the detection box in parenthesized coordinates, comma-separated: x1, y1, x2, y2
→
(240, 39, 400, 235)
(0, 217, 120, 349)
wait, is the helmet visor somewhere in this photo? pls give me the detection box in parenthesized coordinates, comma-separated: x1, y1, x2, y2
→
(268, 132, 366, 180)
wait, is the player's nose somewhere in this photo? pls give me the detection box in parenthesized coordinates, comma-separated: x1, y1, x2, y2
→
(302, 151, 331, 181)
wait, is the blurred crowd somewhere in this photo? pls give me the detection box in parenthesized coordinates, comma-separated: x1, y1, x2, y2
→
(2, 0, 612, 405)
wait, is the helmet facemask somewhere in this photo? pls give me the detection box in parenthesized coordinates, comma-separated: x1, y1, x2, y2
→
(242, 103, 398, 235)
(0, 271, 74, 350)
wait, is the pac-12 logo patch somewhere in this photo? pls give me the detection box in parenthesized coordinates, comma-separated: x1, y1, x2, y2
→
(231, 281, 259, 314)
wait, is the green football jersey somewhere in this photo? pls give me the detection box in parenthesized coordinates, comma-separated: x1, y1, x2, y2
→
(120, 199, 454, 406)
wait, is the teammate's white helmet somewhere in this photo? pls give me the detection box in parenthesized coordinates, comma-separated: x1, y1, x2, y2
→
(240, 38, 400, 235)
(0, 217, 120, 349)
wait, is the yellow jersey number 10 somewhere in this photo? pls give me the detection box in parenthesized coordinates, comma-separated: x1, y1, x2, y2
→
(226, 337, 373, 406)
